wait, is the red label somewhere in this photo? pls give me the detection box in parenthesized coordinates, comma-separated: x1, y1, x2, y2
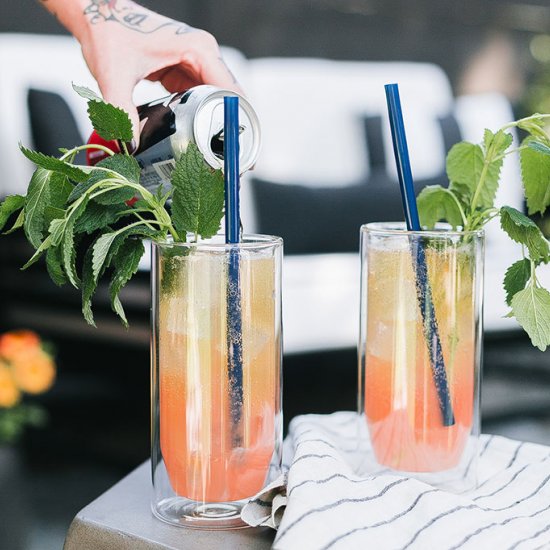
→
(86, 131, 120, 166)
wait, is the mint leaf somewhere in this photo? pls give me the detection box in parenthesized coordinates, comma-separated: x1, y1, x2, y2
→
(109, 238, 145, 326)
(24, 169, 73, 248)
(87, 101, 133, 142)
(485, 129, 514, 157)
(91, 224, 158, 284)
(82, 224, 153, 327)
(520, 138, 550, 215)
(0, 195, 25, 232)
(4, 209, 25, 235)
(49, 218, 66, 246)
(81, 241, 98, 326)
(500, 206, 549, 262)
(504, 258, 531, 306)
(92, 230, 118, 282)
(518, 115, 547, 134)
(72, 84, 102, 102)
(528, 141, 550, 156)
(477, 130, 512, 208)
(74, 202, 126, 234)
(447, 132, 511, 211)
(446, 142, 484, 202)
(61, 196, 90, 287)
(21, 235, 53, 270)
(171, 142, 224, 239)
(511, 285, 550, 351)
(46, 245, 67, 286)
(69, 155, 138, 205)
(20, 145, 88, 182)
(92, 155, 139, 204)
(97, 154, 140, 185)
(417, 185, 463, 229)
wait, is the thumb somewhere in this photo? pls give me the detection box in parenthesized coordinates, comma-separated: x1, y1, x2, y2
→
(100, 82, 140, 149)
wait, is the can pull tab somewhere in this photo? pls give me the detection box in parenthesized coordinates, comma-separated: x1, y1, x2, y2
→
(210, 126, 245, 160)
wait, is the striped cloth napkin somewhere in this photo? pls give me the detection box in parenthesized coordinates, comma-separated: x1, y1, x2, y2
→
(242, 411, 550, 549)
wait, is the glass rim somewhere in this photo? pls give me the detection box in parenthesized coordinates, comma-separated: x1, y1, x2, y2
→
(361, 221, 484, 238)
(151, 233, 283, 249)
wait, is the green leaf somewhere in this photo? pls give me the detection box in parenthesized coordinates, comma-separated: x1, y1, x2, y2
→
(4, 209, 25, 235)
(81, 241, 98, 326)
(447, 132, 511, 211)
(0, 195, 25, 232)
(477, 130, 511, 208)
(72, 83, 102, 102)
(511, 285, 550, 351)
(93, 224, 161, 282)
(20, 145, 88, 182)
(109, 239, 145, 326)
(446, 142, 484, 202)
(518, 115, 547, 134)
(24, 169, 73, 248)
(61, 196, 90, 288)
(485, 129, 514, 158)
(528, 141, 550, 156)
(520, 138, 550, 216)
(87, 101, 133, 142)
(46, 245, 67, 286)
(417, 185, 463, 229)
(68, 155, 138, 205)
(500, 206, 550, 262)
(92, 231, 119, 282)
(503, 258, 531, 306)
(74, 201, 126, 234)
(171, 142, 225, 239)
(21, 235, 53, 270)
(95, 154, 140, 184)
(49, 218, 66, 246)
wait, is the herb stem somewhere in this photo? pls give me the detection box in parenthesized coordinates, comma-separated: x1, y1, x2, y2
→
(443, 188, 468, 228)
(134, 212, 158, 232)
(494, 145, 529, 162)
(502, 113, 550, 132)
(60, 144, 116, 161)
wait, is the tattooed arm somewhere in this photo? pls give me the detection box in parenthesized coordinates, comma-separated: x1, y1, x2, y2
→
(40, 0, 242, 142)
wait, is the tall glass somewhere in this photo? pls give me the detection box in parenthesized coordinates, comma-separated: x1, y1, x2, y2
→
(151, 235, 283, 529)
(358, 223, 483, 491)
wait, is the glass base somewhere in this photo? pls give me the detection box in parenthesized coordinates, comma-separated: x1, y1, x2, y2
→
(153, 497, 249, 529)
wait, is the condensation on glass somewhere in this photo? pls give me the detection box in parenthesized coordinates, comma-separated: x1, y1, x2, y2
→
(151, 234, 283, 529)
(358, 222, 484, 492)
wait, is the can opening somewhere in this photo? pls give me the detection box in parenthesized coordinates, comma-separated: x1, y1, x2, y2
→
(210, 126, 246, 161)
(210, 130, 224, 160)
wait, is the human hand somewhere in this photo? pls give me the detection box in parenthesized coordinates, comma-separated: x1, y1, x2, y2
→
(75, 1, 243, 145)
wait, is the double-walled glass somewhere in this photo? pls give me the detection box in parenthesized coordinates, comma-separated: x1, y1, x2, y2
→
(151, 235, 283, 529)
(358, 223, 484, 491)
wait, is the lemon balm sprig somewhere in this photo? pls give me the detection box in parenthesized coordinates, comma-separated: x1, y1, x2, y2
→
(417, 114, 550, 350)
(0, 85, 225, 327)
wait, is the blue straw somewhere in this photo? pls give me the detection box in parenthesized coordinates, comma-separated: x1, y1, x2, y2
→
(384, 83, 455, 427)
(224, 96, 244, 446)
(224, 96, 241, 244)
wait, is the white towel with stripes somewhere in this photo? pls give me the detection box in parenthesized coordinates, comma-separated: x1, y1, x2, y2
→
(242, 411, 550, 549)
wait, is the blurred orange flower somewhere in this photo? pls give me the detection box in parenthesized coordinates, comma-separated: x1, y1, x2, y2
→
(0, 363, 21, 407)
(0, 330, 41, 362)
(11, 350, 56, 395)
(0, 331, 55, 444)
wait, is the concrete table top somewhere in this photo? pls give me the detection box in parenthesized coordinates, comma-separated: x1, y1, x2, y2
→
(64, 462, 275, 550)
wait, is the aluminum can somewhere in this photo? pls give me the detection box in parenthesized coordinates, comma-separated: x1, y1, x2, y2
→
(87, 85, 261, 193)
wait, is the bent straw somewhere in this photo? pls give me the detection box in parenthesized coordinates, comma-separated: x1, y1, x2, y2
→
(384, 83, 455, 427)
(224, 96, 244, 446)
